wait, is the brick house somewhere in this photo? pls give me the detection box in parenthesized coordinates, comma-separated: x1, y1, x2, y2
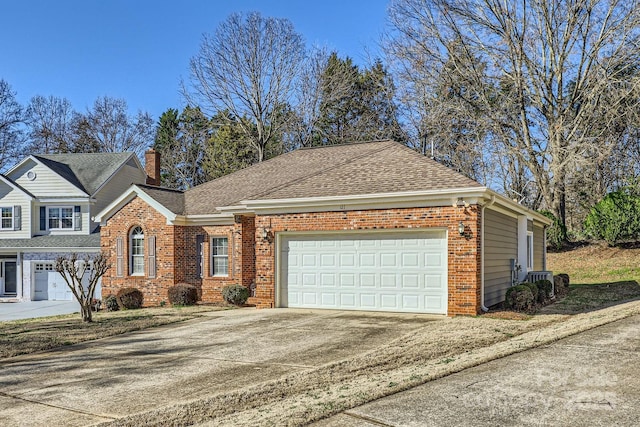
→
(95, 141, 551, 315)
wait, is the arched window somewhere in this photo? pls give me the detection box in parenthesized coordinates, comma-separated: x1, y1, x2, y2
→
(130, 226, 144, 275)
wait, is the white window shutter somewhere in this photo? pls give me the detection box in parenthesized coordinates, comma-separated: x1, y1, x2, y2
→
(147, 235, 156, 278)
(116, 236, 124, 277)
(74, 206, 81, 231)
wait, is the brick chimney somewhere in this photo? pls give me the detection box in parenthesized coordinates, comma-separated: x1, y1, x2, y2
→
(145, 148, 161, 186)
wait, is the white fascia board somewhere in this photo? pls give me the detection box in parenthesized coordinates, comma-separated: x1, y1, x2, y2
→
(235, 187, 489, 214)
(39, 197, 92, 203)
(94, 185, 177, 225)
(485, 189, 552, 225)
(178, 213, 236, 226)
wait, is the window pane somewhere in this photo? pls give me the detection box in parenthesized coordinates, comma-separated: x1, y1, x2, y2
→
(213, 257, 228, 275)
(132, 256, 144, 274)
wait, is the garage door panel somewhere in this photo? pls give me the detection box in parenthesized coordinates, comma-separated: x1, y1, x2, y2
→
(282, 232, 448, 314)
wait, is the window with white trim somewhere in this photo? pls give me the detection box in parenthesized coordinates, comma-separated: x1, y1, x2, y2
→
(48, 206, 74, 230)
(0, 207, 13, 230)
(526, 231, 534, 270)
(211, 237, 229, 276)
(130, 226, 145, 275)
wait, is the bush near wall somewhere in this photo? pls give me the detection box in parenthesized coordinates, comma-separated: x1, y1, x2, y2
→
(168, 283, 199, 306)
(222, 284, 250, 306)
(116, 287, 144, 309)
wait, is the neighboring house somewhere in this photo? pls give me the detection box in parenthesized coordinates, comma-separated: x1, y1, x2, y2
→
(96, 141, 551, 316)
(0, 151, 150, 302)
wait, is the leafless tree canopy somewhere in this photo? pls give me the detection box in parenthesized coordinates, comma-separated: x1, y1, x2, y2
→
(186, 12, 305, 161)
(386, 0, 640, 230)
(25, 95, 75, 154)
(0, 79, 24, 169)
(55, 252, 110, 322)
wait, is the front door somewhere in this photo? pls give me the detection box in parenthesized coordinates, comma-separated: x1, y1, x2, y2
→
(3, 261, 17, 295)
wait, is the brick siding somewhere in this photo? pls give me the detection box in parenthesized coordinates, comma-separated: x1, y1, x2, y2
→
(102, 197, 481, 315)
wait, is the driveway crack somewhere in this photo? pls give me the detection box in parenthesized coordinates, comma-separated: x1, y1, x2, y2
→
(342, 411, 396, 426)
(0, 390, 116, 421)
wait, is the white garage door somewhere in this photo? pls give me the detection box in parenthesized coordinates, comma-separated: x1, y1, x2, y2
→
(280, 231, 448, 314)
(34, 263, 73, 301)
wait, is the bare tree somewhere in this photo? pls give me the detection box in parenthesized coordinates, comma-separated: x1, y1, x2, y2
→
(386, 0, 640, 237)
(0, 79, 24, 169)
(24, 95, 75, 154)
(55, 252, 109, 323)
(72, 96, 154, 157)
(185, 12, 305, 162)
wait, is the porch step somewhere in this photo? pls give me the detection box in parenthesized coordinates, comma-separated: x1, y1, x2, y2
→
(0, 297, 21, 303)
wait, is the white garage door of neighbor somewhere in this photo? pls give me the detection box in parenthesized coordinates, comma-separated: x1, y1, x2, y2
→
(280, 231, 448, 314)
(34, 263, 73, 301)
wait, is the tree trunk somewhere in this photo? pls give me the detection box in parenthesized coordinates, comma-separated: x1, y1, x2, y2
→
(81, 303, 93, 323)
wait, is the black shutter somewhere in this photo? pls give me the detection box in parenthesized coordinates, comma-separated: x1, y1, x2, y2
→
(40, 206, 46, 230)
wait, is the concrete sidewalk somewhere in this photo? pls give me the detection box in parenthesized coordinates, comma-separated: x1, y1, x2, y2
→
(0, 300, 80, 321)
(314, 314, 640, 427)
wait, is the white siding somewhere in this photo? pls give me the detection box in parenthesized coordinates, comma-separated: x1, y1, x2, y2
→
(484, 208, 518, 307)
(0, 181, 31, 239)
(9, 159, 87, 197)
(92, 160, 146, 217)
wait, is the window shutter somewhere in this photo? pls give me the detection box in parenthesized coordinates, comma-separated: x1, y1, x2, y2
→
(74, 206, 81, 231)
(196, 235, 204, 278)
(116, 236, 124, 277)
(13, 205, 21, 230)
(40, 206, 46, 230)
(147, 235, 156, 278)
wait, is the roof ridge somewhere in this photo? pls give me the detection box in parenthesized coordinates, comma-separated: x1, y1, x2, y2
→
(246, 140, 397, 200)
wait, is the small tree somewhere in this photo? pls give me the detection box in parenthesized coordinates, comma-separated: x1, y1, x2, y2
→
(55, 252, 110, 322)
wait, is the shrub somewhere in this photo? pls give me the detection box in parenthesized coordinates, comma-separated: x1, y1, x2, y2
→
(539, 210, 566, 250)
(519, 282, 539, 303)
(504, 285, 534, 312)
(222, 284, 250, 306)
(168, 283, 199, 306)
(557, 273, 570, 287)
(584, 186, 640, 245)
(116, 287, 144, 309)
(104, 294, 119, 312)
(535, 279, 554, 303)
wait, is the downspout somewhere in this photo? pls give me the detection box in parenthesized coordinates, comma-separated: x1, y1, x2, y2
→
(480, 195, 496, 312)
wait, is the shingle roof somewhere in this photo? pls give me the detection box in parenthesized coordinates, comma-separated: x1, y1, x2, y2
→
(135, 141, 483, 216)
(34, 152, 135, 195)
(0, 233, 100, 249)
(136, 184, 185, 215)
(180, 140, 481, 215)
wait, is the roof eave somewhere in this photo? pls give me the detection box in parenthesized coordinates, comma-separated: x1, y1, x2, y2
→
(94, 185, 178, 226)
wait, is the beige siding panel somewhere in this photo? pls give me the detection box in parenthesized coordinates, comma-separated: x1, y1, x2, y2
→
(92, 163, 146, 216)
(484, 208, 518, 307)
(10, 160, 87, 197)
(533, 224, 545, 271)
(0, 182, 32, 238)
(527, 220, 533, 232)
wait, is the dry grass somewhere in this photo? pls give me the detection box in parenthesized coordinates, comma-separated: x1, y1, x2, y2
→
(548, 243, 640, 283)
(0, 305, 227, 359)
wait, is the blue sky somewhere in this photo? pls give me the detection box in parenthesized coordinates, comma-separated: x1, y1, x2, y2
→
(1, 0, 390, 120)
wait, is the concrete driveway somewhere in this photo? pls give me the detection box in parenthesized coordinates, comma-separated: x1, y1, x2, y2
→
(0, 308, 437, 426)
(0, 301, 80, 321)
(314, 314, 640, 427)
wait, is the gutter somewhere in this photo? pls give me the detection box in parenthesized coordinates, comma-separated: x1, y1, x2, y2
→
(480, 195, 496, 312)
